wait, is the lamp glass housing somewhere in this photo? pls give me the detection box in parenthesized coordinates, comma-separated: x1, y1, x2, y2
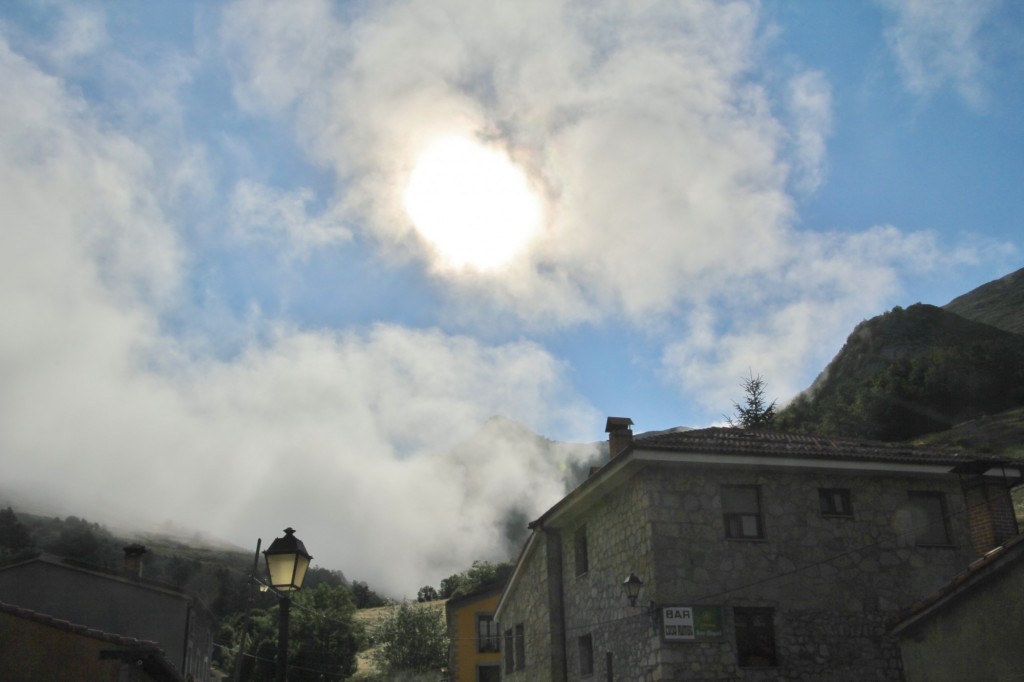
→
(263, 528, 312, 592)
(623, 572, 643, 606)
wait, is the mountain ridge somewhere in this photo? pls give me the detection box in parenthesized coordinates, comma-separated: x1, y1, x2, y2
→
(944, 266, 1024, 335)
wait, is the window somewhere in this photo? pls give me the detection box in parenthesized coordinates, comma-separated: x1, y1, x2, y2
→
(477, 664, 501, 682)
(574, 525, 589, 576)
(477, 614, 499, 653)
(578, 634, 594, 676)
(908, 491, 952, 546)
(819, 488, 853, 516)
(504, 628, 513, 674)
(722, 485, 764, 539)
(514, 623, 525, 670)
(734, 607, 777, 667)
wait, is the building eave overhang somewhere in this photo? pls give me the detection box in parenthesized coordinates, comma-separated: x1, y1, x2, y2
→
(495, 531, 538, 621)
(528, 445, 639, 532)
(631, 448, 1020, 478)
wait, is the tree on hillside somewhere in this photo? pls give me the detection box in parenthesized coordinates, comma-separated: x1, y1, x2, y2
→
(350, 580, 388, 609)
(224, 584, 362, 681)
(727, 371, 777, 429)
(417, 585, 439, 602)
(0, 507, 32, 556)
(289, 583, 363, 681)
(452, 560, 513, 597)
(438, 574, 462, 599)
(369, 601, 448, 678)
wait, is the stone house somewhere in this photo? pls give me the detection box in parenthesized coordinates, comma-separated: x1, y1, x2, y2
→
(0, 550, 214, 681)
(495, 418, 1022, 681)
(446, 583, 504, 682)
(890, 531, 1024, 681)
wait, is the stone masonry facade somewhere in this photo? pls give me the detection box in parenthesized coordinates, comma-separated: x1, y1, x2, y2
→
(518, 462, 983, 681)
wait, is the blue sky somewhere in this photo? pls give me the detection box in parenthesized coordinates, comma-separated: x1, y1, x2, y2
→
(1, 0, 1020, 593)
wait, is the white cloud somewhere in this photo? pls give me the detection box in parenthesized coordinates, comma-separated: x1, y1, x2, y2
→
(0, 30, 597, 595)
(215, 0, 1009, 423)
(4, 0, 1014, 596)
(659, 223, 1012, 412)
(50, 4, 108, 66)
(230, 180, 352, 254)
(879, 0, 1000, 109)
(220, 0, 803, 323)
(785, 70, 831, 195)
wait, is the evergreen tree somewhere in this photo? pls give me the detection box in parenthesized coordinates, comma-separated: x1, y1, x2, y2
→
(727, 371, 777, 429)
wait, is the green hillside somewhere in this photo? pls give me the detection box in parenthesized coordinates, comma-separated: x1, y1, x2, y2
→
(944, 266, 1024, 335)
(909, 406, 1024, 460)
(776, 303, 1024, 441)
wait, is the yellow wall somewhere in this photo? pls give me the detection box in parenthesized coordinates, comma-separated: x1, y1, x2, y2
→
(0, 610, 124, 681)
(450, 592, 502, 682)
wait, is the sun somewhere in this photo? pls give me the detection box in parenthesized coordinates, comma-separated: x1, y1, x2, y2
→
(403, 136, 543, 271)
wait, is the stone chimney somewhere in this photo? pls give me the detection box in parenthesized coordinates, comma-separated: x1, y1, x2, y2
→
(123, 543, 147, 580)
(605, 417, 634, 459)
(962, 477, 1019, 556)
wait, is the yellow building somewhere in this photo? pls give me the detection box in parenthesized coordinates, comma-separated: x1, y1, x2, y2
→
(445, 584, 503, 682)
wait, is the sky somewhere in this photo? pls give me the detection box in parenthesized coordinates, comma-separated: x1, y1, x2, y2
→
(0, 0, 1021, 596)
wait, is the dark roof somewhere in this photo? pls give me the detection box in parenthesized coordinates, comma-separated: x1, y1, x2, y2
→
(0, 552, 214, 617)
(635, 427, 1011, 468)
(0, 599, 163, 650)
(0, 600, 183, 682)
(890, 532, 1024, 635)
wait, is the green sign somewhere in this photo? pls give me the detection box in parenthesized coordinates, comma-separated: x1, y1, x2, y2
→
(693, 606, 722, 638)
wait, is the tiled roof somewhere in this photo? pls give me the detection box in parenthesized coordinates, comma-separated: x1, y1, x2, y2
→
(0, 599, 163, 650)
(634, 426, 1008, 467)
(0, 553, 212, 614)
(890, 532, 1024, 634)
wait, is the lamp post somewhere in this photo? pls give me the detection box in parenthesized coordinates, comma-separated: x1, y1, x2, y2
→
(264, 528, 312, 682)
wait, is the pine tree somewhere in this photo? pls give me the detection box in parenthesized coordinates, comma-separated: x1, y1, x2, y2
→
(727, 371, 777, 429)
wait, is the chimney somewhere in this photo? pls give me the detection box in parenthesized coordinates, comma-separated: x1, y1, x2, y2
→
(123, 543, 147, 580)
(605, 417, 634, 459)
(962, 477, 1020, 556)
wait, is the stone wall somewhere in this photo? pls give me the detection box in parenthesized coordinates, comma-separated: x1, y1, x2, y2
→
(498, 533, 560, 681)
(547, 464, 978, 681)
(643, 465, 976, 681)
(561, 474, 660, 681)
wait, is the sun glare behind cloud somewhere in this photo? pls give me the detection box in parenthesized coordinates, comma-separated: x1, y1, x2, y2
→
(403, 136, 543, 271)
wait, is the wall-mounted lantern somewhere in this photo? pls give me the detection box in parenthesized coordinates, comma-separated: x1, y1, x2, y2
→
(623, 572, 644, 607)
(622, 572, 660, 634)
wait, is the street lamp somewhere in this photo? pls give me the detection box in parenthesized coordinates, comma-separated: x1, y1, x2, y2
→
(622, 572, 659, 634)
(622, 572, 643, 607)
(264, 528, 312, 682)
